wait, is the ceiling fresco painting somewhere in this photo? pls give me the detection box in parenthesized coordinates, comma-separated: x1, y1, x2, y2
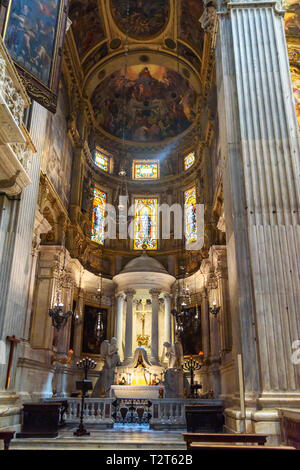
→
(82, 42, 109, 75)
(284, 0, 300, 38)
(178, 42, 202, 72)
(110, 0, 170, 39)
(91, 65, 197, 143)
(180, 0, 204, 56)
(69, 0, 105, 59)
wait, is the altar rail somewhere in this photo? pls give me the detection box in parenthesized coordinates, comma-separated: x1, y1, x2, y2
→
(48, 398, 223, 428)
(65, 398, 114, 425)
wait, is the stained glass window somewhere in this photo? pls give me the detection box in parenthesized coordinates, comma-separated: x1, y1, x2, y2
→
(184, 187, 197, 244)
(133, 161, 159, 180)
(91, 188, 107, 245)
(134, 198, 158, 250)
(184, 152, 195, 170)
(94, 150, 109, 172)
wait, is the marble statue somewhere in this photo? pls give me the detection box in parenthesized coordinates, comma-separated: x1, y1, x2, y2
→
(101, 337, 120, 369)
(92, 338, 120, 397)
(163, 341, 184, 369)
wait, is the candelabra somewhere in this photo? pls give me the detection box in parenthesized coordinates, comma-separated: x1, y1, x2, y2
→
(48, 293, 73, 330)
(74, 356, 97, 437)
(209, 300, 221, 316)
(182, 355, 203, 398)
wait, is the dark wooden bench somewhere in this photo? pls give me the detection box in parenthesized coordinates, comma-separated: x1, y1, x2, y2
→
(183, 432, 268, 449)
(0, 432, 15, 451)
(188, 443, 295, 451)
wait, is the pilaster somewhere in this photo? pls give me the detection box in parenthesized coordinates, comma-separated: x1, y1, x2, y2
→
(215, 0, 300, 415)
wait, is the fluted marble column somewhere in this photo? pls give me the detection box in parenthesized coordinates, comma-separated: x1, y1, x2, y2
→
(115, 293, 126, 360)
(216, 0, 300, 402)
(163, 293, 172, 344)
(201, 289, 210, 360)
(124, 289, 135, 363)
(73, 289, 84, 358)
(150, 289, 161, 364)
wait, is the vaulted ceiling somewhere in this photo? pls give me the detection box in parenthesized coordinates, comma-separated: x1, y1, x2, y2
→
(67, 0, 206, 155)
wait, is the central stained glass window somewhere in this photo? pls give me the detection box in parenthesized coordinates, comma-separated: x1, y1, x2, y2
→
(91, 188, 107, 245)
(134, 198, 158, 250)
(184, 152, 195, 170)
(133, 161, 159, 180)
(94, 150, 109, 172)
(184, 187, 197, 244)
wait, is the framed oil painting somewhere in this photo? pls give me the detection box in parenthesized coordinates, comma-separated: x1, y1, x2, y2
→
(2, 0, 69, 112)
(82, 304, 108, 356)
(181, 306, 202, 356)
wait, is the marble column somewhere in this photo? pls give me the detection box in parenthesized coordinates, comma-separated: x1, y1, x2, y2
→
(22, 210, 52, 341)
(201, 289, 210, 360)
(216, 0, 300, 406)
(163, 293, 172, 344)
(30, 246, 69, 352)
(123, 289, 135, 363)
(73, 289, 84, 358)
(216, 261, 232, 355)
(115, 293, 125, 360)
(150, 289, 161, 364)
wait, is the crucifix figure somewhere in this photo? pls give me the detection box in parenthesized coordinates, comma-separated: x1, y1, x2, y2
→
(5, 336, 20, 389)
(136, 299, 150, 347)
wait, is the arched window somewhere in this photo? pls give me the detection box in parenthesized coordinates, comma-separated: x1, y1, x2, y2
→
(91, 188, 107, 245)
(184, 187, 197, 243)
(184, 152, 195, 170)
(134, 198, 158, 250)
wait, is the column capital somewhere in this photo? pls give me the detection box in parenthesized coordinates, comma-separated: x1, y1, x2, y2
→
(219, 0, 285, 17)
(162, 292, 172, 301)
(125, 289, 136, 299)
(149, 288, 161, 299)
(116, 292, 126, 301)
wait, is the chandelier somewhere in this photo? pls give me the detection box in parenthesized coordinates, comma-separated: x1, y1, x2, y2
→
(48, 236, 73, 330)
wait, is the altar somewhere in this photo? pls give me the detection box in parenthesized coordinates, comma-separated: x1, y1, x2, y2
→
(110, 385, 165, 399)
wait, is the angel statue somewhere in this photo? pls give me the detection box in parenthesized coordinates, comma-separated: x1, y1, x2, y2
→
(163, 341, 184, 369)
(92, 338, 120, 397)
(101, 338, 120, 369)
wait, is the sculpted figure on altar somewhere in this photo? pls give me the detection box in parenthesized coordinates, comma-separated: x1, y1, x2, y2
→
(101, 337, 120, 368)
(163, 341, 184, 398)
(92, 338, 121, 397)
(163, 341, 184, 369)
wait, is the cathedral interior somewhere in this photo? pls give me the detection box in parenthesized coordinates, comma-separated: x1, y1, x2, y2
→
(0, 0, 299, 451)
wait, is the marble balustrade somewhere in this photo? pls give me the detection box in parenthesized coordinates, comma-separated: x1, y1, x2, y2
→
(48, 397, 223, 428)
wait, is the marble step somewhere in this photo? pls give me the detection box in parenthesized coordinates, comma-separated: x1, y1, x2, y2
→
(10, 438, 186, 451)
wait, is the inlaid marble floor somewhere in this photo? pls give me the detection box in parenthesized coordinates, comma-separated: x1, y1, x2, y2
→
(10, 424, 187, 450)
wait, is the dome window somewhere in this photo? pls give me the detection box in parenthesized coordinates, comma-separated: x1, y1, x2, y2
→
(133, 160, 160, 180)
(184, 152, 195, 171)
(94, 148, 110, 172)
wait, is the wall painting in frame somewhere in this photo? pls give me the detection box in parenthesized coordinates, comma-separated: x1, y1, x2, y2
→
(2, 0, 69, 112)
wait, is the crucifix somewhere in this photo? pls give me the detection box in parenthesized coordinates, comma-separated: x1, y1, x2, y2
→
(136, 299, 150, 347)
(5, 336, 20, 390)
